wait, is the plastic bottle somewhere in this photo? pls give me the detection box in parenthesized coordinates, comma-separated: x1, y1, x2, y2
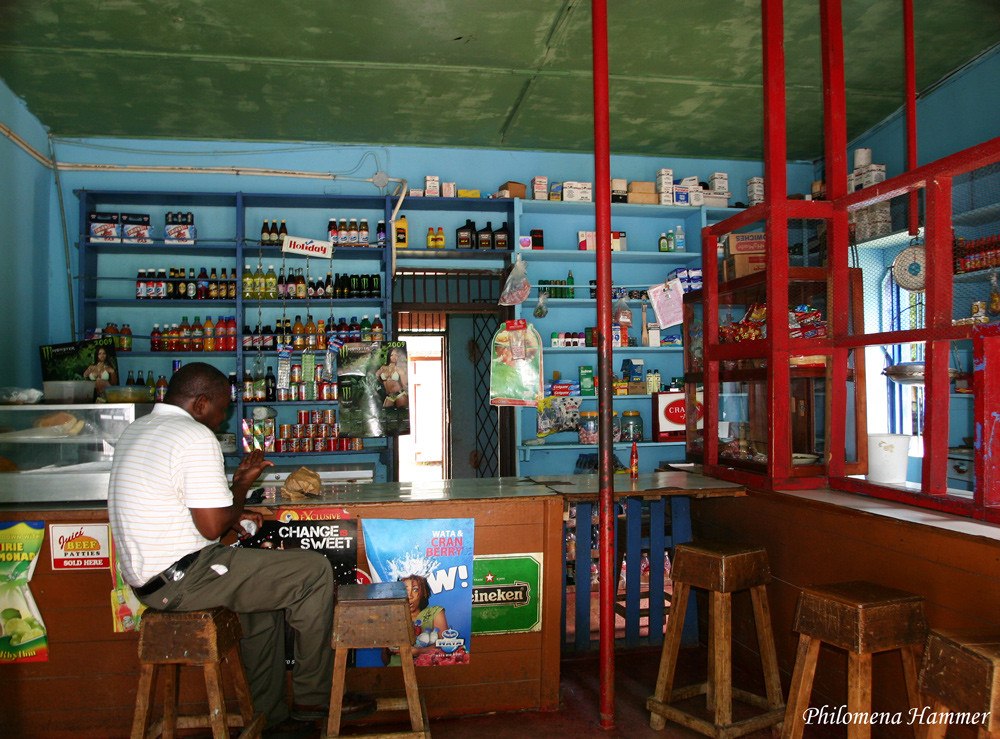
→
(119, 323, 132, 352)
(394, 215, 408, 248)
(253, 263, 266, 299)
(348, 316, 361, 342)
(675, 224, 685, 252)
(150, 324, 163, 352)
(436, 227, 446, 249)
(190, 316, 204, 351)
(265, 265, 278, 299)
(242, 264, 254, 298)
(630, 441, 639, 479)
(178, 316, 191, 352)
(360, 315, 372, 342)
(304, 315, 317, 349)
(426, 227, 436, 249)
(196, 267, 209, 300)
(203, 316, 215, 352)
(337, 316, 350, 344)
(658, 232, 670, 252)
(456, 220, 475, 249)
(493, 222, 510, 250)
(155, 375, 168, 402)
(371, 315, 384, 342)
(667, 229, 676, 251)
(168, 323, 179, 351)
(292, 315, 305, 350)
(477, 221, 494, 250)
(316, 319, 327, 350)
(566, 270, 575, 298)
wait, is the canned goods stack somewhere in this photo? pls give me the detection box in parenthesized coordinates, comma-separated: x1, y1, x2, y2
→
(271, 410, 364, 453)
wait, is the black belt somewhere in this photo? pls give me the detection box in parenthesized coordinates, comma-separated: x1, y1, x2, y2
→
(132, 550, 201, 597)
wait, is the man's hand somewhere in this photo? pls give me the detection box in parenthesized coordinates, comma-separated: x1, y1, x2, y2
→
(232, 449, 273, 494)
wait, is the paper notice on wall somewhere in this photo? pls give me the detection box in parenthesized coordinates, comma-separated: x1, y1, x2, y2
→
(648, 278, 685, 329)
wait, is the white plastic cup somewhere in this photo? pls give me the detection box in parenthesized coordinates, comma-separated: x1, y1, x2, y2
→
(867, 434, 911, 483)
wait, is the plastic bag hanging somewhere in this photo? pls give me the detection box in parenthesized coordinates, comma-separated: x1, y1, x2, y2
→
(533, 287, 550, 318)
(613, 295, 633, 326)
(489, 319, 543, 407)
(499, 254, 531, 306)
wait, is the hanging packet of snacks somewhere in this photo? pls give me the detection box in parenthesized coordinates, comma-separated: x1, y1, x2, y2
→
(489, 319, 543, 407)
(277, 344, 292, 389)
(533, 288, 549, 318)
(613, 296, 633, 326)
(301, 351, 316, 400)
(499, 255, 531, 306)
(536, 396, 582, 437)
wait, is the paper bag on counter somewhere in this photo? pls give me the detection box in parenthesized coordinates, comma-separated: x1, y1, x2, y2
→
(282, 466, 322, 499)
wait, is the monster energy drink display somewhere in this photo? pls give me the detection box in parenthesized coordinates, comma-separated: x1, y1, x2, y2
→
(337, 341, 410, 437)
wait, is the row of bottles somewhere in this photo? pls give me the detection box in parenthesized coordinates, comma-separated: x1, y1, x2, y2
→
(539, 271, 575, 298)
(326, 218, 384, 247)
(136, 267, 238, 300)
(258, 219, 288, 245)
(394, 216, 510, 250)
(150, 316, 239, 352)
(242, 266, 382, 300)
(657, 225, 685, 252)
(99, 323, 134, 351)
(122, 369, 170, 401)
(243, 315, 384, 350)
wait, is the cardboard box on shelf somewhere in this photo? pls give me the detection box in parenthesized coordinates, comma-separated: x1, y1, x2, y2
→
(627, 191, 658, 205)
(857, 163, 886, 189)
(457, 189, 481, 198)
(627, 180, 656, 193)
(628, 381, 647, 396)
(725, 232, 766, 255)
(549, 182, 563, 201)
(409, 188, 424, 197)
(442, 182, 456, 198)
(709, 173, 729, 192)
(724, 253, 767, 280)
(703, 191, 730, 207)
(498, 181, 527, 199)
(89, 212, 121, 243)
(531, 176, 548, 200)
(621, 358, 644, 381)
(678, 176, 700, 188)
(658, 189, 674, 206)
(673, 187, 690, 206)
(578, 230, 596, 250)
(689, 187, 705, 207)
(611, 231, 627, 251)
(564, 181, 592, 202)
(656, 170, 674, 191)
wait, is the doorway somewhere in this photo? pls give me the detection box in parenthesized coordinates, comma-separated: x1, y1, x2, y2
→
(397, 334, 445, 482)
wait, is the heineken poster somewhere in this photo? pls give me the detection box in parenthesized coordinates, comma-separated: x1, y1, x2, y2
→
(472, 553, 543, 634)
(358, 518, 473, 667)
(337, 341, 411, 437)
(0, 521, 48, 663)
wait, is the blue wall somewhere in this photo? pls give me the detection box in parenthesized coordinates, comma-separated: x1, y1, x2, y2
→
(0, 83, 53, 388)
(849, 45, 1000, 175)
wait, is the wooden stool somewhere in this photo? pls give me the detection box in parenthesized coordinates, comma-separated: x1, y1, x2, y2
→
(918, 629, 1000, 739)
(325, 582, 430, 739)
(781, 581, 927, 739)
(647, 540, 785, 738)
(131, 607, 265, 739)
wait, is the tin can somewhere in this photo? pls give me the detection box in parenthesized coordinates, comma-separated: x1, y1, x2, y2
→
(291, 364, 302, 383)
(322, 409, 336, 425)
(304, 423, 316, 438)
(277, 387, 291, 402)
(286, 438, 300, 453)
(275, 439, 285, 453)
(315, 366, 324, 382)
(316, 424, 328, 438)
(297, 384, 307, 401)
(305, 438, 318, 452)
(331, 423, 340, 438)
(309, 410, 321, 424)
(338, 438, 350, 451)
(293, 423, 304, 439)
(297, 410, 310, 425)
(330, 382, 338, 400)
(353, 438, 364, 450)
(279, 424, 293, 438)
(172, 360, 182, 374)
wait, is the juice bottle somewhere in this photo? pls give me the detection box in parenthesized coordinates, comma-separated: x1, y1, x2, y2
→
(146, 371, 155, 389)
(119, 323, 132, 352)
(327, 218, 337, 242)
(337, 316, 349, 344)
(359, 219, 370, 245)
(150, 324, 163, 352)
(265, 265, 278, 299)
(203, 315, 215, 352)
(348, 219, 359, 245)
(304, 315, 317, 349)
(155, 375, 168, 402)
(104, 322, 119, 343)
(191, 317, 204, 351)
(359, 315, 372, 341)
(241, 264, 253, 298)
(348, 316, 361, 342)
(254, 263, 266, 298)
(394, 215, 408, 248)
(178, 316, 191, 352)
(223, 316, 235, 351)
(292, 315, 305, 350)
(277, 267, 286, 298)
(316, 320, 327, 350)
(338, 219, 349, 244)
(168, 323, 179, 351)
(371, 315, 384, 342)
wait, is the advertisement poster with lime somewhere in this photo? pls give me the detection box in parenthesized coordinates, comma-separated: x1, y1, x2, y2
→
(0, 521, 48, 663)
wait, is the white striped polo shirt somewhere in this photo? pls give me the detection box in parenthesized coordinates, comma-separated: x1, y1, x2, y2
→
(109, 403, 233, 587)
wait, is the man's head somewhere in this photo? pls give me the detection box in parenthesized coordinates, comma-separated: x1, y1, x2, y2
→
(164, 363, 231, 431)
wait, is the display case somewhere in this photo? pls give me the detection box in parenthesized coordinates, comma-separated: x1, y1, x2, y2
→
(0, 403, 153, 503)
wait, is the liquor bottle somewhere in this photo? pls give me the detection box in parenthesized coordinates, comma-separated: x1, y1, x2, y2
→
(260, 219, 269, 245)
(208, 267, 218, 299)
(197, 267, 209, 300)
(265, 366, 277, 401)
(186, 269, 196, 301)
(228, 372, 238, 402)
(278, 219, 288, 243)
(254, 263, 266, 299)
(324, 271, 333, 297)
(277, 267, 286, 298)
(125, 370, 136, 386)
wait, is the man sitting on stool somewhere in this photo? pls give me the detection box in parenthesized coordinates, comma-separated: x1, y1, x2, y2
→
(109, 362, 375, 739)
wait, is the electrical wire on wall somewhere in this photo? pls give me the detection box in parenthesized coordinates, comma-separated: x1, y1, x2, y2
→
(48, 135, 77, 340)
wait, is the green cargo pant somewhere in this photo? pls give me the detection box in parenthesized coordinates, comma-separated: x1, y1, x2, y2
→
(134, 543, 334, 728)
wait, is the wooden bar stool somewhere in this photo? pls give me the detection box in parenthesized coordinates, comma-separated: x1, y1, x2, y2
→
(781, 581, 926, 739)
(325, 582, 430, 739)
(131, 607, 265, 739)
(647, 540, 785, 739)
(918, 629, 1000, 739)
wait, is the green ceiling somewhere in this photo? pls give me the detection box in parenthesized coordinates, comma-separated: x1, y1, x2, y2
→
(0, 1, 997, 161)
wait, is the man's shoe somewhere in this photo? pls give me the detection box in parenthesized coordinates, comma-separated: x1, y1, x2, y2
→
(290, 703, 328, 722)
(341, 692, 378, 720)
(262, 718, 317, 739)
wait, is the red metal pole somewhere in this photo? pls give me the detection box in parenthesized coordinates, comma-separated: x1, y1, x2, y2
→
(903, 0, 920, 235)
(590, 0, 615, 729)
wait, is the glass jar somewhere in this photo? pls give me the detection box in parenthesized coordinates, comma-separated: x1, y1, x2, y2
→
(612, 411, 621, 443)
(621, 410, 643, 442)
(578, 411, 599, 444)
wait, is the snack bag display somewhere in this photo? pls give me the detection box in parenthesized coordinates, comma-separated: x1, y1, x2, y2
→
(489, 320, 543, 407)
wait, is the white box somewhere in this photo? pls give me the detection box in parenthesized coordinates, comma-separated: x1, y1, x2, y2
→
(658, 189, 674, 206)
(703, 191, 730, 207)
(442, 182, 456, 198)
(689, 187, 705, 207)
(858, 163, 886, 188)
(409, 188, 424, 197)
(578, 230, 596, 250)
(424, 175, 440, 187)
(656, 172, 674, 192)
(564, 181, 593, 202)
(709, 172, 729, 191)
(679, 176, 699, 188)
(531, 176, 548, 200)
(673, 187, 690, 205)
(611, 178, 627, 191)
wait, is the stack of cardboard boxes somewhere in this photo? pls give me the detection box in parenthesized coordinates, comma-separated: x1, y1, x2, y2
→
(722, 232, 767, 280)
(848, 148, 891, 242)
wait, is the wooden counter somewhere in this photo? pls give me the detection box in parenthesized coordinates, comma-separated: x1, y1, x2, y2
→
(0, 473, 743, 738)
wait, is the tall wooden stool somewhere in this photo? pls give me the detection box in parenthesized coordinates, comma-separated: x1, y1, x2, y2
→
(918, 629, 1000, 739)
(781, 581, 926, 739)
(131, 607, 265, 739)
(325, 582, 430, 739)
(647, 540, 785, 738)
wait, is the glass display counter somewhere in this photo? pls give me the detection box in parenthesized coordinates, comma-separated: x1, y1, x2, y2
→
(0, 403, 153, 503)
